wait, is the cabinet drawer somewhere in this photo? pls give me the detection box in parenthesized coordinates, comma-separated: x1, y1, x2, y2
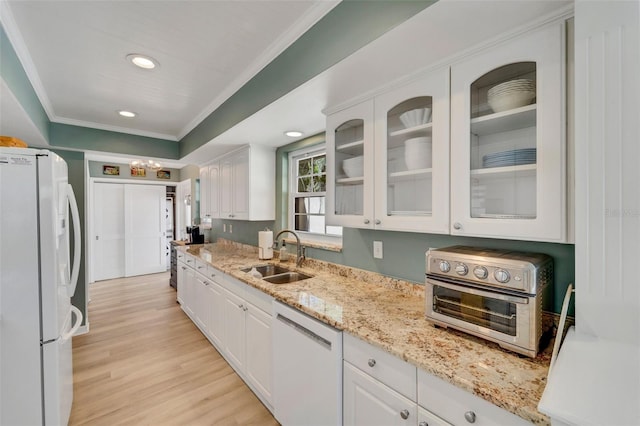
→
(344, 333, 416, 400)
(417, 370, 531, 426)
(194, 258, 208, 274)
(183, 253, 196, 268)
(206, 265, 223, 283)
(176, 251, 186, 262)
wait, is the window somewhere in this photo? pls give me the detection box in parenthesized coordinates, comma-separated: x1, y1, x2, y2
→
(289, 146, 342, 242)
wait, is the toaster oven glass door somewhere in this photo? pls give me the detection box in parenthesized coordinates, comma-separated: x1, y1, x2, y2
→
(430, 280, 527, 336)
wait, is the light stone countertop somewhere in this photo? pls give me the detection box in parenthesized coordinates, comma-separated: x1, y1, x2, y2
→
(181, 241, 552, 425)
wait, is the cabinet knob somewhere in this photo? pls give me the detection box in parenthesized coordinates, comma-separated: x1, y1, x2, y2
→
(364, 219, 370, 224)
(197, 265, 204, 269)
(464, 411, 476, 423)
(419, 422, 428, 426)
(453, 222, 462, 230)
(375, 219, 381, 225)
(238, 304, 244, 309)
(400, 409, 410, 420)
(367, 358, 376, 367)
(181, 266, 186, 270)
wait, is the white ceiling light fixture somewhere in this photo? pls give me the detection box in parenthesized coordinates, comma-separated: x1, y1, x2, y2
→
(126, 53, 158, 70)
(285, 130, 303, 137)
(118, 110, 137, 118)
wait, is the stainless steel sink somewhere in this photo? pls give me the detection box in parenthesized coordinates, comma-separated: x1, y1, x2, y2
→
(241, 264, 290, 277)
(263, 271, 312, 284)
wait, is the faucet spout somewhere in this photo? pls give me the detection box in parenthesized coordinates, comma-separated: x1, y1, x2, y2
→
(275, 229, 305, 267)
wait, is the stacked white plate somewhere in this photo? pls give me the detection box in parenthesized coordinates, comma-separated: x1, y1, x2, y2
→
(487, 79, 536, 113)
(482, 148, 536, 168)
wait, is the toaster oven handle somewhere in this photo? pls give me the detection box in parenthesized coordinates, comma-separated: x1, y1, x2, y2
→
(434, 296, 517, 320)
(427, 277, 530, 304)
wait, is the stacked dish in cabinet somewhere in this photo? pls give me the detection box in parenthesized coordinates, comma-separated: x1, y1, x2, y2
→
(468, 63, 539, 220)
(333, 119, 366, 216)
(385, 98, 434, 216)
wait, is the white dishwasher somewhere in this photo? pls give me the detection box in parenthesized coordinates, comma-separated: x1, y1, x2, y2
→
(273, 301, 343, 426)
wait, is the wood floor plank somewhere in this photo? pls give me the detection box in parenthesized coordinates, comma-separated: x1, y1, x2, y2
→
(69, 272, 279, 426)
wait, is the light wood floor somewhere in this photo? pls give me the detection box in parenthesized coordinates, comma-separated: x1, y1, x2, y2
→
(69, 272, 279, 426)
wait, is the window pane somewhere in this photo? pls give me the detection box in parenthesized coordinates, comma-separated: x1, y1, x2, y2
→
(317, 175, 326, 192)
(314, 155, 326, 174)
(308, 197, 322, 214)
(294, 197, 308, 214)
(298, 158, 311, 176)
(308, 215, 325, 234)
(298, 177, 311, 192)
(295, 214, 310, 232)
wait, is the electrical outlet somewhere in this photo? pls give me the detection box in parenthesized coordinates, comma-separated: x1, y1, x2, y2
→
(373, 241, 383, 259)
(229, 224, 233, 233)
(223, 223, 227, 233)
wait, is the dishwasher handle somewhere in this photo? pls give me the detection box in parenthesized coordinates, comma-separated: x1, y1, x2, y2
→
(276, 313, 332, 350)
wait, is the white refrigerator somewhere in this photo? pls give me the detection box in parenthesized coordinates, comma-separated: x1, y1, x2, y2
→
(0, 147, 83, 425)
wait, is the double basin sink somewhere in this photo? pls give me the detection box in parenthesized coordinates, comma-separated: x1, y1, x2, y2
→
(241, 264, 312, 284)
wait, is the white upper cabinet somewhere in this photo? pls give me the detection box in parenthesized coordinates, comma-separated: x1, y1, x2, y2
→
(326, 101, 375, 229)
(326, 68, 450, 234)
(201, 145, 275, 221)
(373, 69, 450, 233)
(450, 22, 567, 242)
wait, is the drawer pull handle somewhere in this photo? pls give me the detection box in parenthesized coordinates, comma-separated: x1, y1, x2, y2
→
(464, 411, 476, 423)
(400, 409, 409, 420)
(367, 358, 376, 368)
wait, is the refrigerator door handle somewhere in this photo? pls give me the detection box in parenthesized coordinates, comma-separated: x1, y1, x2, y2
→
(67, 184, 81, 297)
(61, 305, 83, 341)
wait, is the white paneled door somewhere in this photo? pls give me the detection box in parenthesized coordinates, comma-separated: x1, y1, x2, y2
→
(93, 183, 125, 281)
(93, 182, 166, 280)
(125, 184, 166, 277)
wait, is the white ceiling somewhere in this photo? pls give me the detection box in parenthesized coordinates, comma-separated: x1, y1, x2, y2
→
(2, 0, 339, 141)
(2, 0, 572, 167)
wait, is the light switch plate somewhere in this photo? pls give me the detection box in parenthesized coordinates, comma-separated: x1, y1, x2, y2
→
(373, 241, 383, 259)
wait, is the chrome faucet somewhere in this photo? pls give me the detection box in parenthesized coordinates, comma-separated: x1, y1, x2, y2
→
(274, 229, 306, 267)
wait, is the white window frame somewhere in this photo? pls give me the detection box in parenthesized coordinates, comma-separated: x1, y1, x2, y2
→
(288, 145, 342, 247)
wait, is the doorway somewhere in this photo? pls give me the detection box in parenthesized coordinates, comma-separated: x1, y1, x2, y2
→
(92, 182, 166, 281)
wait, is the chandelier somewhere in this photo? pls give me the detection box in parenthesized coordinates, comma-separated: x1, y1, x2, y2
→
(130, 159, 162, 171)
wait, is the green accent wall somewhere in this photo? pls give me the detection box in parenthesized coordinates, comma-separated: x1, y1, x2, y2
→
(52, 149, 88, 326)
(180, 0, 437, 157)
(0, 25, 49, 141)
(50, 123, 179, 159)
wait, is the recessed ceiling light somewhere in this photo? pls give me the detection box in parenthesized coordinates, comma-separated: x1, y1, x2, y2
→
(285, 131, 303, 138)
(118, 110, 136, 118)
(126, 54, 158, 70)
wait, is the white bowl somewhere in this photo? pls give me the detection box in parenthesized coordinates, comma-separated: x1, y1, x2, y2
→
(487, 90, 535, 113)
(404, 137, 432, 170)
(342, 156, 363, 178)
(399, 108, 432, 128)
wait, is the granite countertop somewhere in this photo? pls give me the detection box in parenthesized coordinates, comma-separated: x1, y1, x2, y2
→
(181, 241, 552, 425)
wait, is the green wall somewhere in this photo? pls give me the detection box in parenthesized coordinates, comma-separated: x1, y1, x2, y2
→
(52, 149, 88, 326)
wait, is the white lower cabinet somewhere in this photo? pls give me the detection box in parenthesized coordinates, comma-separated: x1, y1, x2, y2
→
(344, 333, 419, 426)
(344, 362, 417, 426)
(176, 254, 273, 410)
(219, 277, 274, 409)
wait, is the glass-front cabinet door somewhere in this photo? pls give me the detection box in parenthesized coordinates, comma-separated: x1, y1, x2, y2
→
(450, 22, 567, 242)
(373, 68, 449, 233)
(326, 100, 374, 228)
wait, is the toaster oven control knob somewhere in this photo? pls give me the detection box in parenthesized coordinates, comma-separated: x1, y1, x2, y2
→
(438, 260, 451, 273)
(494, 269, 511, 283)
(455, 263, 468, 276)
(473, 266, 488, 279)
